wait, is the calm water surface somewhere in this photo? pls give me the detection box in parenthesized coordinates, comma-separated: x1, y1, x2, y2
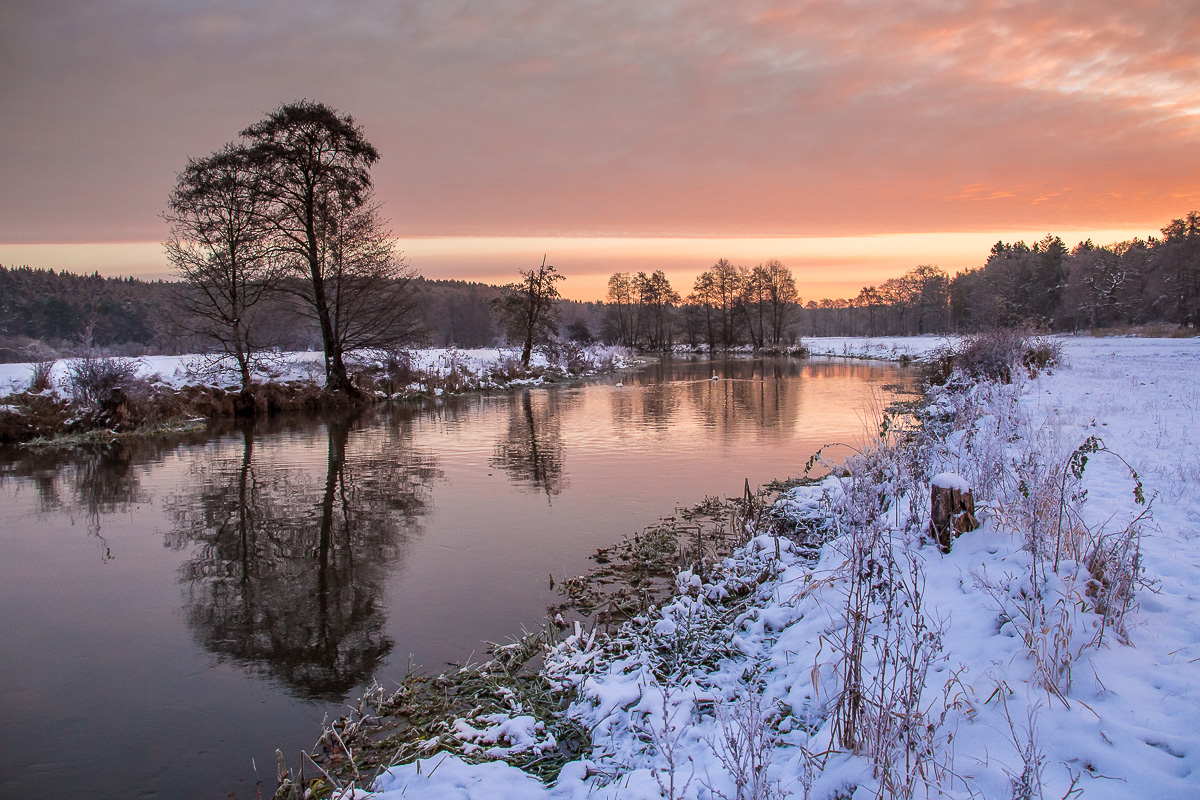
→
(0, 356, 911, 799)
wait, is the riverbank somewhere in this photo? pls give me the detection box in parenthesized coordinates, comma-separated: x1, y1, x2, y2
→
(0, 345, 638, 444)
(295, 334, 1200, 799)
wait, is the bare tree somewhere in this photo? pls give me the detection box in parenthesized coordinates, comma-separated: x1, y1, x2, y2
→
(280, 195, 424, 367)
(762, 260, 800, 344)
(164, 144, 279, 392)
(635, 270, 680, 350)
(688, 259, 745, 351)
(740, 264, 769, 349)
(241, 100, 392, 394)
(605, 272, 637, 347)
(688, 269, 719, 353)
(493, 256, 565, 367)
(712, 258, 744, 347)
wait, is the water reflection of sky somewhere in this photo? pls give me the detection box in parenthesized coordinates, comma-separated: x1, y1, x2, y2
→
(0, 356, 911, 800)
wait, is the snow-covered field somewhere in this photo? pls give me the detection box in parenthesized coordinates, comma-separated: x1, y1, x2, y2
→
(805, 335, 953, 361)
(353, 336, 1200, 800)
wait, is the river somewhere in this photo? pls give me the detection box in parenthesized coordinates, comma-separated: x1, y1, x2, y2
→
(0, 355, 912, 799)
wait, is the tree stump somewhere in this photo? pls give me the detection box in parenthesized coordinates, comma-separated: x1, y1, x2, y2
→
(930, 473, 979, 553)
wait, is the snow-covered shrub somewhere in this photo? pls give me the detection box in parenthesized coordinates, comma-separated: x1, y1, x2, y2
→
(972, 566, 1078, 702)
(796, 413, 955, 796)
(65, 354, 143, 405)
(821, 510, 948, 793)
(971, 423, 1151, 700)
(927, 329, 1062, 386)
(1000, 697, 1047, 800)
(703, 690, 786, 800)
(633, 686, 696, 800)
(921, 376, 1022, 505)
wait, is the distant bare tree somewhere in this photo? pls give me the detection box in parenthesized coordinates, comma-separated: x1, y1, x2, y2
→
(493, 256, 565, 367)
(635, 270, 680, 350)
(712, 258, 744, 347)
(688, 269, 720, 352)
(762, 260, 801, 344)
(605, 272, 637, 347)
(740, 264, 770, 349)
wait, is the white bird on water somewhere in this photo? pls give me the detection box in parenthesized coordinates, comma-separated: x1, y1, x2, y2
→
(711, 371, 720, 381)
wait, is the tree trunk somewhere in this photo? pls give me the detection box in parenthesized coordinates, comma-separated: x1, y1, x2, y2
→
(930, 474, 979, 553)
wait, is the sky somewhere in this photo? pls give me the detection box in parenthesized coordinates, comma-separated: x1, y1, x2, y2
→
(1, 0, 1197, 301)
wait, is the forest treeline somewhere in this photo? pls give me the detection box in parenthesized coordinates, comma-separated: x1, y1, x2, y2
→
(0, 269, 603, 362)
(2, 210, 1197, 362)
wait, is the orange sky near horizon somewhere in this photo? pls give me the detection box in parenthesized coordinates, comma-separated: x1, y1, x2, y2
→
(1, 1, 1196, 299)
(0, 225, 1166, 302)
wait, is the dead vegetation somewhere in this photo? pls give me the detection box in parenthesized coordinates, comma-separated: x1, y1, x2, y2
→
(547, 484, 807, 631)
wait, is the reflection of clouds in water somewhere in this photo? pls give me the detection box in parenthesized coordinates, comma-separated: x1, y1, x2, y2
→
(163, 413, 442, 700)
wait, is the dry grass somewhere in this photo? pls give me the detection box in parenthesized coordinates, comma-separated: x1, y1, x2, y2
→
(926, 329, 1063, 386)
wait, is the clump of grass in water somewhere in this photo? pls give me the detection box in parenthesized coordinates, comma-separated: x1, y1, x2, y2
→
(22, 418, 207, 449)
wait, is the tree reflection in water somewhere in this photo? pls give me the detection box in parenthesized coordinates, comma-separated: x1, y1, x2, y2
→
(164, 412, 442, 700)
(0, 441, 162, 561)
(607, 357, 805, 441)
(490, 389, 567, 498)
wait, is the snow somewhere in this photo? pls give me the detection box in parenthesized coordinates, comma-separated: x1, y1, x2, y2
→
(370, 755, 548, 799)
(931, 471, 971, 491)
(805, 335, 952, 360)
(352, 335, 1200, 799)
(0, 346, 634, 398)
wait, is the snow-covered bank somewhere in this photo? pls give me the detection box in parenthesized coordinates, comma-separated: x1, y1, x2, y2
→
(349, 336, 1200, 800)
(0, 346, 636, 397)
(0, 345, 638, 443)
(804, 335, 953, 361)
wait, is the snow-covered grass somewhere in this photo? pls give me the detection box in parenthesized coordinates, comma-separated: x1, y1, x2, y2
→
(804, 335, 953, 362)
(335, 335, 1200, 800)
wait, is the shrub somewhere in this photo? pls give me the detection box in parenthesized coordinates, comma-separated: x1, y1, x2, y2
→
(65, 355, 143, 405)
(28, 360, 56, 393)
(927, 330, 1062, 386)
(1021, 336, 1062, 377)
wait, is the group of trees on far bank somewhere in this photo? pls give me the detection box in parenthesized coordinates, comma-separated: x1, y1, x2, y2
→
(602, 260, 803, 351)
(588, 213, 1200, 347)
(802, 216, 1200, 337)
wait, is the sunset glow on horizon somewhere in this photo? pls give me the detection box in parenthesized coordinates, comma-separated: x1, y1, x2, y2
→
(1, 1, 1196, 298)
(0, 224, 1166, 302)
